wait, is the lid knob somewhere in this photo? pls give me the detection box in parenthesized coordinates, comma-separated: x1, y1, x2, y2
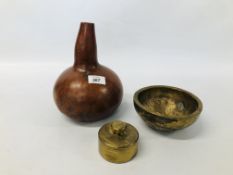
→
(110, 120, 127, 136)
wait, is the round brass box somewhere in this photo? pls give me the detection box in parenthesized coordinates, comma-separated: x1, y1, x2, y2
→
(98, 120, 139, 163)
(134, 85, 203, 131)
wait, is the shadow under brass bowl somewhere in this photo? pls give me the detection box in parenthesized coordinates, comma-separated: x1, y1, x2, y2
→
(133, 85, 203, 131)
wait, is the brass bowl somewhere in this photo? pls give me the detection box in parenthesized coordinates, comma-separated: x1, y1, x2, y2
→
(133, 85, 203, 131)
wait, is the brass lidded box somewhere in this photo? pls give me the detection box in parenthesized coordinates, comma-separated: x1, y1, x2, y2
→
(98, 120, 139, 163)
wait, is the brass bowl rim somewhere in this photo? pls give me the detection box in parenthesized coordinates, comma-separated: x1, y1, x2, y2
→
(133, 85, 203, 119)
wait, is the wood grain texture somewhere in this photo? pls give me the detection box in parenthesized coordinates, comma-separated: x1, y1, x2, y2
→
(133, 85, 202, 131)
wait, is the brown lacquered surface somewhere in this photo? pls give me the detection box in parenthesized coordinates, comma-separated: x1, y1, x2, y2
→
(54, 22, 123, 122)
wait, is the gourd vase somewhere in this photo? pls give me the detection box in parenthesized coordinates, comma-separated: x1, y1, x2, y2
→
(54, 22, 123, 122)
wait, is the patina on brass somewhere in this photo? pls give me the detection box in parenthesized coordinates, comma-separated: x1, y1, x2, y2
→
(98, 120, 139, 163)
(133, 85, 203, 131)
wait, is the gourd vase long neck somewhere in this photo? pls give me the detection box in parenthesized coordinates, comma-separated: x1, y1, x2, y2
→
(74, 22, 98, 69)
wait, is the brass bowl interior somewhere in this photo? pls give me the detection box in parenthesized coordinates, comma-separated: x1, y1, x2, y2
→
(138, 87, 199, 117)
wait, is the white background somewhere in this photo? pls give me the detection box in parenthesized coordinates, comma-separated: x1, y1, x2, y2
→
(0, 0, 233, 175)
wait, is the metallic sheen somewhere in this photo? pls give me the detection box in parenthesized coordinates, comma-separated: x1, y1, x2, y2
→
(134, 85, 203, 131)
(98, 120, 139, 163)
